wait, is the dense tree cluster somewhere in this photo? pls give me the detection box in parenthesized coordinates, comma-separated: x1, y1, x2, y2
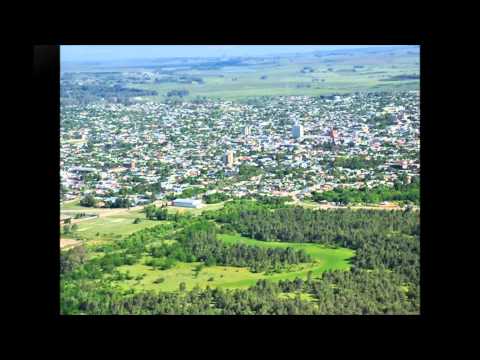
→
(178, 221, 311, 272)
(60, 201, 420, 315)
(203, 192, 230, 204)
(211, 201, 419, 284)
(334, 155, 384, 170)
(79, 194, 97, 207)
(60, 267, 418, 315)
(107, 197, 132, 209)
(166, 89, 189, 97)
(311, 179, 419, 205)
(61, 84, 157, 105)
(237, 164, 262, 180)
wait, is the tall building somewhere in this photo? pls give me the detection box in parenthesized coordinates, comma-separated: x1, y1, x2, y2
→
(292, 123, 304, 139)
(223, 150, 234, 167)
(329, 128, 338, 144)
(243, 126, 251, 136)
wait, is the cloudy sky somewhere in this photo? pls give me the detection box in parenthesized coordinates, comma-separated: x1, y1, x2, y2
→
(61, 45, 395, 62)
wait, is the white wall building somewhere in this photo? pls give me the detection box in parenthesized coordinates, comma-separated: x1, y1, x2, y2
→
(292, 123, 304, 139)
(173, 198, 203, 208)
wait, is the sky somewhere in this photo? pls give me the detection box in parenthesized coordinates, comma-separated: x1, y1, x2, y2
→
(61, 45, 396, 62)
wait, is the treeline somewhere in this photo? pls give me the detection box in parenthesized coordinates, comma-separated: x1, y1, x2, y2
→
(61, 268, 418, 315)
(144, 204, 194, 223)
(155, 75, 204, 84)
(203, 192, 230, 204)
(177, 221, 311, 272)
(241, 195, 292, 208)
(380, 74, 419, 81)
(311, 179, 419, 205)
(80, 194, 134, 208)
(61, 84, 157, 105)
(166, 89, 189, 97)
(210, 202, 419, 284)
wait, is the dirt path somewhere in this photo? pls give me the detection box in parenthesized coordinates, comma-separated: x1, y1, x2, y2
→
(60, 238, 82, 249)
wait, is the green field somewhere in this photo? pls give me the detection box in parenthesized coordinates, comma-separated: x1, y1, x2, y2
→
(111, 233, 354, 292)
(61, 210, 163, 242)
(127, 53, 419, 101)
(61, 199, 92, 211)
(61, 202, 226, 242)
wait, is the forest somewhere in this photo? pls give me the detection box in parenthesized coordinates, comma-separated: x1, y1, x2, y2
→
(60, 267, 417, 315)
(61, 84, 158, 105)
(208, 200, 419, 284)
(60, 200, 420, 315)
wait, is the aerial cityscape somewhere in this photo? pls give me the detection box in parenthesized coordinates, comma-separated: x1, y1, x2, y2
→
(60, 45, 420, 315)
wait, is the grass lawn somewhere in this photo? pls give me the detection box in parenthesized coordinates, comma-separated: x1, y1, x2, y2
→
(61, 210, 166, 241)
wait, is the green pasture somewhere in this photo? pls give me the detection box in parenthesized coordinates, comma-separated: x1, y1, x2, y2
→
(128, 57, 419, 101)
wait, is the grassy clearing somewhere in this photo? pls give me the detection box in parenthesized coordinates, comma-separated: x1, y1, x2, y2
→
(115, 260, 265, 292)
(111, 233, 354, 292)
(217, 233, 354, 265)
(61, 210, 166, 241)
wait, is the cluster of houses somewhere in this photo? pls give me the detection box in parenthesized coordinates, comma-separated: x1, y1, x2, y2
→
(60, 90, 420, 206)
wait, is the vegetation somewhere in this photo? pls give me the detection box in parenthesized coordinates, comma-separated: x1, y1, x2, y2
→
(203, 192, 230, 204)
(334, 156, 384, 170)
(61, 83, 158, 105)
(80, 194, 97, 207)
(311, 178, 419, 205)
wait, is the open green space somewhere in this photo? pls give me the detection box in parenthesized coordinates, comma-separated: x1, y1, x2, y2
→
(127, 56, 419, 101)
(217, 233, 354, 265)
(61, 210, 165, 241)
(61, 199, 91, 211)
(111, 233, 354, 292)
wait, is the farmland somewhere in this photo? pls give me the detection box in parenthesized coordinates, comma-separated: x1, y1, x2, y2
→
(128, 54, 419, 101)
